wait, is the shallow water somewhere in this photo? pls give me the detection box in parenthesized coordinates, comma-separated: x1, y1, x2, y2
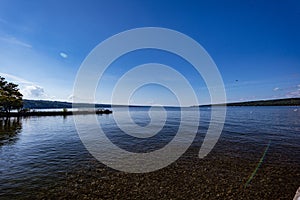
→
(0, 106, 299, 199)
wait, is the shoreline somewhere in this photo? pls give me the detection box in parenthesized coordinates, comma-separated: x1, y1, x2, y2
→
(0, 109, 113, 118)
(23, 97, 300, 109)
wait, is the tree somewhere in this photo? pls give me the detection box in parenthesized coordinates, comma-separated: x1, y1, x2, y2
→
(0, 76, 23, 114)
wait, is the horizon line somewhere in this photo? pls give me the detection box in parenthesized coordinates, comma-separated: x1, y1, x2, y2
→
(23, 97, 300, 107)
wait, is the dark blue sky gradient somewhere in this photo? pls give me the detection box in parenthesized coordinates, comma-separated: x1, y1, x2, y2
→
(0, 0, 299, 104)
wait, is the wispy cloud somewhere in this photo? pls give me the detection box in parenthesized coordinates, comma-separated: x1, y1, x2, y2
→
(0, 72, 32, 84)
(0, 35, 32, 48)
(286, 90, 300, 98)
(68, 94, 74, 101)
(59, 52, 68, 58)
(68, 94, 97, 103)
(273, 87, 279, 91)
(0, 72, 48, 99)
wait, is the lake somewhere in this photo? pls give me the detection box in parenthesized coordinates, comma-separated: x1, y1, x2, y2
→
(0, 106, 299, 199)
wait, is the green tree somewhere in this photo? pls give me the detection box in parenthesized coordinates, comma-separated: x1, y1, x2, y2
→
(0, 76, 23, 114)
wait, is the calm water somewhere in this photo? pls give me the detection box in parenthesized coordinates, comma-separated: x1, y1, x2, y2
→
(0, 106, 299, 199)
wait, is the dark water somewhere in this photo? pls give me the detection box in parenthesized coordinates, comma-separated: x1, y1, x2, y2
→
(0, 107, 299, 199)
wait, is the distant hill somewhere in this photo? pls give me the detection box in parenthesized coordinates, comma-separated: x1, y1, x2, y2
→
(23, 99, 111, 109)
(23, 98, 300, 109)
(197, 98, 300, 107)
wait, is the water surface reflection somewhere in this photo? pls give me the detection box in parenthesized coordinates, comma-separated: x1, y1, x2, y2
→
(0, 117, 22, 146)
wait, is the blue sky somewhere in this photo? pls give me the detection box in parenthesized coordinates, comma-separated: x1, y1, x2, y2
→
(0, 0, 299, 105)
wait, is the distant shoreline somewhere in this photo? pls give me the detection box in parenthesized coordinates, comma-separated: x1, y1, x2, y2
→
(22, 97, 300, 109)
(196, 98, 300, 107)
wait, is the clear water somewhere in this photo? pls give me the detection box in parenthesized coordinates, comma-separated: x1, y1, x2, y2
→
(0, 106, 299, 199)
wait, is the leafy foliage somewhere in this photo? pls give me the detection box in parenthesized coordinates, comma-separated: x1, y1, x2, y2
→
(0, 76, 23, 113)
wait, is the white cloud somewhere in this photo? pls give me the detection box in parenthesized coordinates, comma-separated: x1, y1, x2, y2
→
(60, 52, 68, 58)
(0, 34, 73, 102)
(0, 72, 48, 99)
(298, 84, 300, 88)
(22, 85, 46, 98)
(0, 35, 32, 48)
(273, 87, 279, 91)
